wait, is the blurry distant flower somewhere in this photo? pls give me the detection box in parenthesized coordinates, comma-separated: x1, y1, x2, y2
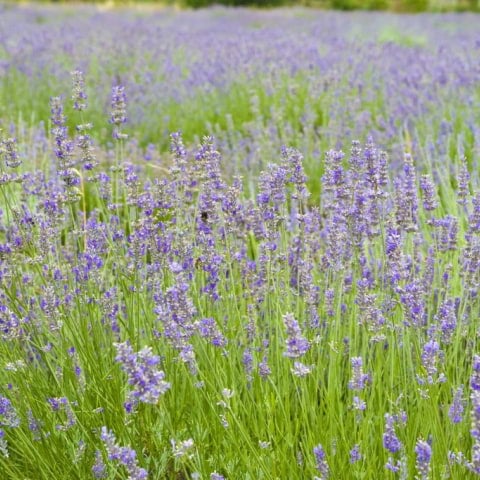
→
(76, 123, 97, 170)
(0, 138, 21, 168)
(92, 450, 107, 479)
(222, 388, 234, 400)
(449, 386, 465, 424)
(111, 85, 127, 140)
(353, 396, 366, 412)
(71, 70, 87, 111)
(350, 444, 362, 464)
(0, 430, 8, 458)
(258, 354, 271, 380)
(471, 355, 480, 391)
(110, 85, 127, 126)
(210, 473, 225, 480)
(457, 157, 470, 206)
(47, 397, 76, 431)
(171, 438, 194, 459)
(420, 174, 438, 212)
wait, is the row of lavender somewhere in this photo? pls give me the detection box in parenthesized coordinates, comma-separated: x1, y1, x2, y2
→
(1, 6, 479, 180)
(0, 63, 479, 478)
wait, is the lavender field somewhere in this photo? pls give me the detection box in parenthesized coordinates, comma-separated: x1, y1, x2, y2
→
(0, 4, 480, 479)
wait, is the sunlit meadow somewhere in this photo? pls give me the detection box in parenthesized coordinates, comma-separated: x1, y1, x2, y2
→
(0, 4, 480, 479)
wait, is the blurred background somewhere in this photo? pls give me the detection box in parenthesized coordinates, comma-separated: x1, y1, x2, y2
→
(6, 0, 480, 13)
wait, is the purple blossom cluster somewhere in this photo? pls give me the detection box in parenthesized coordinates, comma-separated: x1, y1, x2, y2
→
(100, 427, 148, 480)
(313, 444, 329, 480)
(114, 342, 170, 409)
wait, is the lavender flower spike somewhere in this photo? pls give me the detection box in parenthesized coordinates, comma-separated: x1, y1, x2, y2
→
(348, 357, 370, 391)
(313, 444, 329, 479)
(101, 427, 148, 480)
(350, 444, 362, 464)
(114, 342, 170, 407)
(71, 70, 87, 111)
(283, 312, 310, 358)
(449, 386, 465, 424)
(383, 414, 402, 454)
(0, 137, 21, 168)
(111, 85, 127, 140)
(415, 438, 432, 480)
(471, 355, 480, 391)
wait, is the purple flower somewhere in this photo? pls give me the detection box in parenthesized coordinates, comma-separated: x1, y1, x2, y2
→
(400, 280, 426, 327)
(457, 157, 470, 205)
(76, 123, 96, 170)
(27, 411, 42, 441)
(394, 153, 418, 232)
(47, 397, 76, 431)
(0, 397, 19, 428)
(353, 396, 366, 412)
(436, 299, 457, 344)
(451, 390, 480, 474)
(471, 390, 480, 442)
(420, 339, 445, 384)
(348, 357, 370, 391)
(50, 96, 66, 127)
(0, 137, 21, 168)
(196, 317, 226, 348)
(349, 444, 362, 464)
(110, 85, 127, 126)
(470, 193, 480, 233)
(210, 473, 225, 480)
(313, 444, 329, 479)
(383, 414, 402, 454)
(420, 174, 438, 212)
(92, 450, 107, 479)
(171, 438, 194, 459)
(282, 146, 309, 201)
(114, 342, 170, 407)
(111, 85, 127, 140)
(0, 305, 23, 341)
(449, 386, 465, 424)
(154, 274, 198, 373)
(415, 439, 432, 480)
(258, 353, 271, 380)
(471, 355, 480, 392)
(283, 313, 310, 358)
(291, 362, 312, 377)
(242, 347, 254, 381)
(71, 70, 87, 111)
(100, 427, 148, 480)
(434, 215, 458, 252)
